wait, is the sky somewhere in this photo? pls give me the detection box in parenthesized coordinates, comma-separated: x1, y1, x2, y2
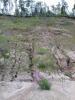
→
(37, 0, 74, 12)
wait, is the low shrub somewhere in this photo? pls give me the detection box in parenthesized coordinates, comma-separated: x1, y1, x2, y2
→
(38, 62, 46, 71)
(38, 79, 51, 90)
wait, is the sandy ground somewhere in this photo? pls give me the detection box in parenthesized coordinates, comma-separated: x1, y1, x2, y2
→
(0, 73, 75, 100)
(0, 82, 33, 100)
(26, 80, 75, 100)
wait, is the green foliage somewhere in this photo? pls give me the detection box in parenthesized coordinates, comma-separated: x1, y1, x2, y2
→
(0, 49, 9, 59)
(15, 9, 20, 16)
(0, 34, 12, 49)
(37, 48, 48, 55)
(0, 35, 10, 59)
(0, 16, 59, 30)
(0, 35, 8, 43)
(38, 79, 51, 90)
(46, 10, 55, 17)
(37, 62, 46, 71)
(34, 52, 56, 72)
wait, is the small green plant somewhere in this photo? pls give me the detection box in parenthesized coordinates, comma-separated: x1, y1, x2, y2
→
(38, 79, 51, 90)
(38, 62, 46, 71)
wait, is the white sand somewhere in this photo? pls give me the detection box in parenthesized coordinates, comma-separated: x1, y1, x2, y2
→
(0, 82, 33, 100)
(0, 74, 75, 100)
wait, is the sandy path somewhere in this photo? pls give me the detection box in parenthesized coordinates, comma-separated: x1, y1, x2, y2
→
(21, 72, 75, 100)
(25, 80, 75, 100)
(25, 83, 68, 100)
(0, 75, 75, 100)
(0, 82, 33, 100)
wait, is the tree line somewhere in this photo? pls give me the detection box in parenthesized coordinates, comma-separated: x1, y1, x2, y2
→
(0, 0, 75, 17)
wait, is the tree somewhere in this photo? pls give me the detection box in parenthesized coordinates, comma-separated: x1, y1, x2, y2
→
(19, 0, 30, 16)
(25, 0, 34, 7)
(72, 4, 75, 16)
(56, 2, 61, 15)
(34, 1, 48, 16)
(51, 5, 57, 14)
(61, 0, 68, 16)
(1, 0, 9, 14)
(15, 8, 20, 16)
(34, 1, 42, 16)
(46, 9, 55, 17)
(15, 0, 19, 16)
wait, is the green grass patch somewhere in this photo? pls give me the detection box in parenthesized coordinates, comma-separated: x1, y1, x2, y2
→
(0, 35, 9, 43)
(37, 48, 48, 55)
